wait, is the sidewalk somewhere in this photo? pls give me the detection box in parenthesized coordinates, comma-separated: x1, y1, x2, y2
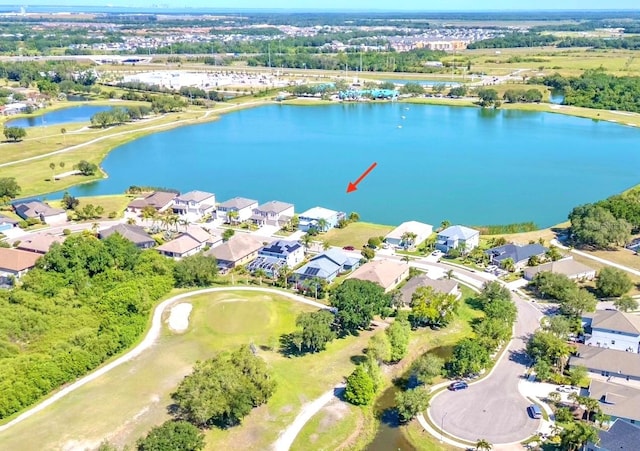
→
(551, 239, 640, 277)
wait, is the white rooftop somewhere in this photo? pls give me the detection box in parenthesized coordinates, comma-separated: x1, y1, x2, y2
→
(299, 206, 337, 220)
(386, 221, 433, 240)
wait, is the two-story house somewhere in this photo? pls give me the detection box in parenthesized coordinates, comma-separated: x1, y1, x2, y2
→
(384, 221, 433, 249)
(217, 197, 258, 224)
(583, 310, 640, 353)
(435, 225, 480, 253)
(298, 206, 343, 232)
(247, 240, 304, 277)
(251, 201, 294, 228)
(172, 190, 216, 222)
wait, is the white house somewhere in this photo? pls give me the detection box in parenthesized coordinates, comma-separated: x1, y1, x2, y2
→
(435, 225, 480, 253)
(583, 310, 640, 353)
(217, 197, 258, 223)
(251, 201, 295, 228)
(298, 206, 343, 232)
(385, 221, 433, 249)
(172, 190, 215, 222)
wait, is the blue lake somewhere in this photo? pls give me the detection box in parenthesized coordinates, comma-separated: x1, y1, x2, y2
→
(56, 103, 640, 228)
(6, 104, 114, 128)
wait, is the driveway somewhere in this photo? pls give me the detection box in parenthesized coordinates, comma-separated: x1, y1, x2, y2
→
(428, 292, 543, 444)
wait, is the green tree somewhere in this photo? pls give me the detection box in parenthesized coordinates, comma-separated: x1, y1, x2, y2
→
(0, 177, 21, 198)
(501, 257, 516, 272)
(75, 160, 98, 176)
(61, 191, 79, 210)
(543, 315, 572, 338)
(222, 228, 235, 242)
(367, 333, 391, 364)
(596, 267, 632, 297)
(559, 420, 599, 451)
(174, 254, 218, 287)
(60, 127, 67, 144)
(410, 286, 459, 327)
(527, 330, 571, 372)
(447, 338, 491, 377)
(568, 365, 588, 387)
(448, 86, 468, 97)
(534, 359, 552, 381)
(171, 345, 276, 427)
(569, 204, 631, 248)
(361, 246, 375, 261)
(614, 295, 639, 312)
(295, 309, 336, 353)
(395, 386, 431, 423)
(367, 236, 382, 248)
(477, 88, 499, 107)
(475, 439, 493, 451)
(330, 279, 390, 334)
(136, 420, 205, 451)
(561, 288, 597, 317)
(344, 365, 376, 405)
(386, 316, 411, 362)
(554, 406, 573, 423)
(411, 353, 444, 385)
(226, 210, 239, 224)
(546, 245, 563, 261)
(3, 126, 26, 142)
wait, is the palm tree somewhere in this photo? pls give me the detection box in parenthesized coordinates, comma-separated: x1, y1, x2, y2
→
(322, 240, 330, 251)
(59, 161, 65, 171)
(568, 391, 580, 408)
(445, 269, 454, 280)
(254, 268, 267, 286)
(49, 162, 56, 181)
(301, 233, 313, 252)
(60, 127, 67, 144)
(91, 222, 100, 234)
(401, 231, 418, 249)
(475, 438, 492, 451)
(316, 218, 329, 232)
(227, 210, 239, 224)
(348, 211, 360, 223)
(402, 254, 410, 263)
(547, 391, 561, 404)
(502, 257, 516, 273)
(440, 220, 451, 231)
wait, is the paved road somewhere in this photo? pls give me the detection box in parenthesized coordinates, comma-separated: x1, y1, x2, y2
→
(428, 291, 543, 444)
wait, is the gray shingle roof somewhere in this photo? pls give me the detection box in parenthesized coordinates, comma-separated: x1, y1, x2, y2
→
(591, 310, 640, 336)
(595, 419, 640, 450)
(218, 197, 258, 210)
(176, 190, 215, 203)
(486, 243, 547, 264)
(570, 345, 640, 379)
(255, 201, 293, 215)
(588, 379, 640, 423)
(99, 224, 154, 245)
(400, 275, 459, 304)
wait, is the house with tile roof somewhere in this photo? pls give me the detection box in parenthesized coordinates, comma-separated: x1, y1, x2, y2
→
(98, 224, 155, 249)
(435, 225, 479, 253)
(13, 200, 67, 224)
(569, 344, 640, 382)
(172, 190, 215, 221)
(523, 257, 596, 281)
(156, 226, 222, 260)
(583, 310, 640, 353)
(251, 201, 294, 228)
(0, 247, 41, 286)
(485, 243, 548, 270)
(205, 233, 263, 271)
(217, 197, 259, 224)
(347, 260, 410, 293)
(16, 233, 65, 254)
(126, 191, 177, 215)
(293, 248, 361, 283)
(385, 221, 433, 249)
(400, 274, 459, 305)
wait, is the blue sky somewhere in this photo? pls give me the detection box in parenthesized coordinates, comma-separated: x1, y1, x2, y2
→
(5, 0, 640, 10)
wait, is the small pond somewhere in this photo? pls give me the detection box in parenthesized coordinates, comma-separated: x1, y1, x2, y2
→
(6, 104, 114, 128)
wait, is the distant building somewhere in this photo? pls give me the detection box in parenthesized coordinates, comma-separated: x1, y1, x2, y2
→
(587, 419, 640, 451)
(400, 274, 459, 305)
(569, 344, 640, 383)
(217, 197, 259, 224)
(485, 243, 547, 270)
(16, 233, 65, 254)
(523, 257, 596, 281)
(205, 233, 263, 271)
(172, 190, 215, 222)
(293, 248, 360, 283)
(0, 214, 19, 232)
(586, 379, 640, 426)
(251, 201, 295, 228)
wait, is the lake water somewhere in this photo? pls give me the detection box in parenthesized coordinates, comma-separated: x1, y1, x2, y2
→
(55, 103, 640, 228)
(6, 104, 114, 128)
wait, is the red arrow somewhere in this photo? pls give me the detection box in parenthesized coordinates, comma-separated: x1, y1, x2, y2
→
(346, 162, 377, 193)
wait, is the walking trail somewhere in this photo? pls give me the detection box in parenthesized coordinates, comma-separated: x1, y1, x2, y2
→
(551, 239, 640, 277)
(0, 100, 268, 169)
(0, 286, 327, 433)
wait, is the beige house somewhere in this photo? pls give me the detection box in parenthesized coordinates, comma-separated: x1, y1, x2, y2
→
(0, 247, 41, 286)
(126, 191, 177, 215)
(523, 257, 596, 281)
(347, 260, 410, 293)
(157, 226, 222, 260)
(16, 233, 65, 254)
(205, 234, 264, 271)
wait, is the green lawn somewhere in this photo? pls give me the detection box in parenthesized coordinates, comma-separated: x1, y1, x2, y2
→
(0, 290, 373, 451)
(324, 222, 394, 248)
(48, 194, 134, 219)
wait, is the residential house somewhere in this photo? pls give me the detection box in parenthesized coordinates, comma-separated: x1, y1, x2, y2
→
(298, 206, 343, 232)
(99, 224, 155, 249)
(435, 225, 480, 253)
(485, 243, 547, 270)
(0, 247, 41, 286)
(347, 260, 410, 293)
(251, 201, 295, 228)
(13, 200, 67, 224)
(586, 419, 640, 451)
(16, 233, 65, 254)
(585, 379, 640, 426)
(569, 344, 640, 383)
(293, 248, 361, 283)
(523, 257, 596, 281)
(0, 214, 19, 232)
(156, 226, 221, 260)
(385, 221, 433, 249)
(583, 310, 640, 353)
(126, 191, 177, 216)
(247, 240, 304, 277)
(172, 190, 216, 222)
(217, 197, 258, 224)
(400, 274, 459, 305)
(205, 233, 263, 271)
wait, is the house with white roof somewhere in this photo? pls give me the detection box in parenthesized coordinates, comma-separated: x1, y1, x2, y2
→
(217, 197, 258, 224)
(385, 221, 433, 249)
(435, 225, 480, 253)
(172, 190, 215, 222)
(298, 206, 343, 232)
(583, 310, 640, 353)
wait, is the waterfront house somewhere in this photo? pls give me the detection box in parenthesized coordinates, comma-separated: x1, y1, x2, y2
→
(99, 224, 155, 249)
(0, 247, 41, 287)
(585, 380, 640, 427)
(247, 240, 304, 277)
(13, 200, 67, 224)
(435, 225, 479, 253)
(587, 419, 640, 451)
(400, 274, 459, 305)
(0, 214, 19, 232)
(126, 191, 177, 216)
(205, 233, 263, 271)
(347, 260, 410, 293)
(385, 221, 433, 249)
(251, 201, 295, 228)
(523, 257, 596, 281)
(217, 197, 259, 224)
(485, 243, 547, 270)
(156, 226, 221, 260)
(583, 310, 640, 353)
(569, 344, 640, 383)
(298, 206, 343, 232)
(16, 233, 65, 254)
(172, 190, 215, 221)
(293, 248, 361, 283)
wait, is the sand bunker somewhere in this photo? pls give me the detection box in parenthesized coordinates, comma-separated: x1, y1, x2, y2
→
(167, 303, 193, 333)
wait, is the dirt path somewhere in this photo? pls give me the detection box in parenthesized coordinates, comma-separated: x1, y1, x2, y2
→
(0, 286, 328, 433)
(0, 100, 268, 169)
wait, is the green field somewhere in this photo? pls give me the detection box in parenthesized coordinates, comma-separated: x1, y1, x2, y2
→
(47, 194, 133, 219)
(0, 290, 374, 451)
(323, 222, 394, 248)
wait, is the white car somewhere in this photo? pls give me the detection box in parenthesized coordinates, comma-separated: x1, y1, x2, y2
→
(431, 250, 443, 256)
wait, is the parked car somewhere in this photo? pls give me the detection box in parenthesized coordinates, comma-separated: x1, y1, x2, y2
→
(448, 381, 468, 391)
(342, 246, 355, 251)
(431, 250, 443, 256)
(527, 404, 543, 419)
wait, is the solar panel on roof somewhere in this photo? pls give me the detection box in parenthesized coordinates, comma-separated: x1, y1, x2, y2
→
(305, 267, 320, 276)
